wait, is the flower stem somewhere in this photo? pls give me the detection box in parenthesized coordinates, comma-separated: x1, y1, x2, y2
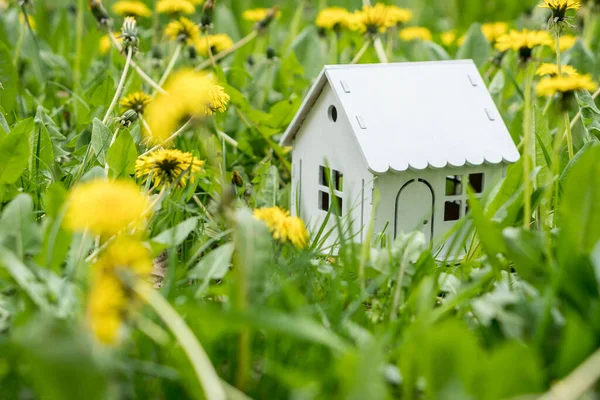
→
(564, 111, 574, 159)
(140, 118, 193, 156)
(205, 32, 217, 69)
(135, 283, 226, 400)
(74, 0, 84, 90)
(555, 32, 562, 76)
(158, 43, 182, 87)
(195, 30, 259, 71)
(103, 48, 133, 125)
(373, 36, 389, 63)
(108, 32, 167, 95)
(350, 40, 371, 64)
(13, 23, 25, 65)
(523, 61, 535, 229)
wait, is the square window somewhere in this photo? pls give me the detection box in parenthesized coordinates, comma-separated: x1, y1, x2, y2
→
(445, 175, 462, 196)
(469, 173, 484, 194)
(319, 190, 330, 212)
(332, 195, 343, 216)
(444, 200, 461, 221)
(333, 170, 343, 191)
(319, 165, 330, 186)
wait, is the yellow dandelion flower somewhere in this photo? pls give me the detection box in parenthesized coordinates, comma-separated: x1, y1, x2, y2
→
(144, 69, 213, 143)
(537, 74, 597, 96)
(253, 207, 309, 249)
(19, 13, 36, 30)
(315, 7, 354, 30)
(385, 5, 412, 26)
(194, 33, 234, 56)
(157, 0, 195, 15)
(94, 237, 153, 278)
(539, 0, 581, 21)
(120, 92, 152, 114)
(136, 149, 204, 189)
(65, 180, 150, 236)
(88, 273, 126, 345)
(111, 0, 152, 17)
(536, 63, 579, 76)
(481, 22, 509, 43)
(495, 29, 553, 59)
(87, 238, 152, 345)
(440, 30, 457, 46)
(164, 17, 200, 44)
(207, 80, 230, 115)
(554, 34, 578, 52)
(242, 8, 280, 22)
(399, 26, 432, 41)
(100, 33, 123, 55)
(351, 4, 394, 35)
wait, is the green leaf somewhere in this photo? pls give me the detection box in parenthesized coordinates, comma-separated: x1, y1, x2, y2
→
(456, 23, 490, 67)
(90, 118, 112, 165)
(0, 42, 18, 114)
(151, 217, 199, 249)
(190, 243, 234, 296)
(558, 143, 600, 256)
(0, 194, 42, 258)
(106, 128, 137, 178)
(214, 3, 241, 41)
(253, 164, 279, 207)
(0, 118, 33, 184)
(0, 105, 9, 133)
(0, 247, 50, 310)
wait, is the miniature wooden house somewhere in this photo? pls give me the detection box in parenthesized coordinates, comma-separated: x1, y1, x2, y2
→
(281, 60, 519, 251)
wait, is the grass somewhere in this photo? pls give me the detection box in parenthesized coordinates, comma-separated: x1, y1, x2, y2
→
(1, 0, 600, 399)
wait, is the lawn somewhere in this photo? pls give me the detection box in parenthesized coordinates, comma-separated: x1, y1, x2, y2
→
(1, 0, 600, 399)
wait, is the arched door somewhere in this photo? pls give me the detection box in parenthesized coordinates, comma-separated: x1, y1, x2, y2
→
(394, 179, 434, 243)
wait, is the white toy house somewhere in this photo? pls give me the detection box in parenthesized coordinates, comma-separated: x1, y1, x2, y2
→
(281, 60, 520, 251)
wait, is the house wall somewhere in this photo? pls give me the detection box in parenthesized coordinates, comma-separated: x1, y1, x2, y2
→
(373, 164, 505, 253)
(291, 84, 375, 249)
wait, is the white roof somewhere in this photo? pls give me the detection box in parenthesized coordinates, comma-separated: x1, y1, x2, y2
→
(281, 60, 520, 174)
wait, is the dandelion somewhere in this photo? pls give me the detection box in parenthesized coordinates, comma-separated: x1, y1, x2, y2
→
(539, 0, 581, 25)
(120, 92, 152, 114)
(440, 31, 457, 46)
(194, 33, 234, 56)
(136, 149, 204, 189)
(315, 7, 354, 31)
(144, 69, 212, 143)
(481, 22, 509, 43)
(536, 62, 579, 76)
(351, 4, 394, 35)
(399, 26, 433, 41)
(164, 17, 201, 44)
(120, 16, 139, 52)
(206, 80, 230, 115)
(253, 207, 309, 249)
(65, 180, 150, 236)
(554, 34, 578, 51)
(157, 0, 195, 15)
(495, 29, 553, 60)
(385, 5, 413, 26)
(88, 273, 126, 345)
(19, 13, 36, 30)
(111, 0, 152, 17)
(536, 74, 597, 97)
(87, 238, 152, 345)
(100, 33, 122, 55)
(242, 8, 280, 22)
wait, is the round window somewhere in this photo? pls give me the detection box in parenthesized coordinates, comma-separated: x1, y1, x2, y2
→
(328, 105, 338, 122)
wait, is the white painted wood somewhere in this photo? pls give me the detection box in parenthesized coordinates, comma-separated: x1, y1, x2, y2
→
(281, 60, 520, 174)
(284, 60, 518, 256)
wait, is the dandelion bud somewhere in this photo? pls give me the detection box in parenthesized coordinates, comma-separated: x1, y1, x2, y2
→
(257, 6, 280, 30)
(201, 0, 215, 30)
(121, 16, 139, 53)
(188, 45, 197, 60)
(266, 47, 276, 60)
(118, 109, 138, 127)
(232, 170, 243, 187)
(89, 0, 111, 27)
